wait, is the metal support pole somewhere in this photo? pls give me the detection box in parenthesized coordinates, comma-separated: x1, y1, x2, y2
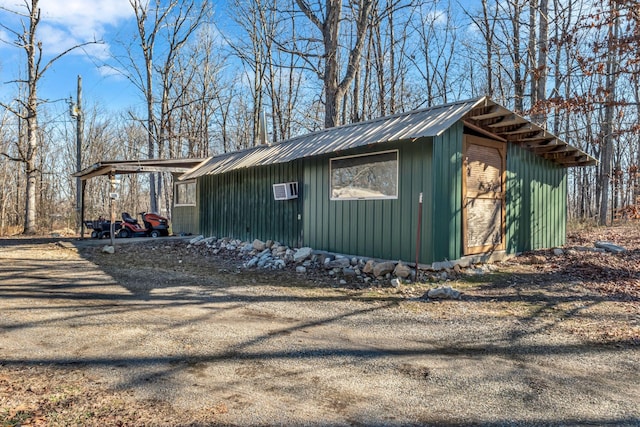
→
(75, 75, 84, 237)
(415, 192, 423, 275)
(109, 174, 116, 248)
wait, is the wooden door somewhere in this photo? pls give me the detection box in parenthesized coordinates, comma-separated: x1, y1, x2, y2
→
(462, 135, 506, 255)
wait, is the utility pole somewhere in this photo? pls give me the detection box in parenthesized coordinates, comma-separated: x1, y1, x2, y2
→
(70, 75, 84, 237)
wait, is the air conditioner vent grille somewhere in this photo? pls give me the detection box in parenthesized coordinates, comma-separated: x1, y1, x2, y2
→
(273, 182, 298, 200)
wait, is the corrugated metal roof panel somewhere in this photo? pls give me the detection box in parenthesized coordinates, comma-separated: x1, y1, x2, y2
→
(181, 98, 480, 180)
(180, 97, 596, 180)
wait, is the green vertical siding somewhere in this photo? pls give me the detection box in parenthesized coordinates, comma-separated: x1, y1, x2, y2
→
(172, 205, 199, 235)
(178, 120, 569, 262)
(303, 139, 433, 263)
(197, 161, 303, 247)
(506, 144, 567, 253)
(171, 173, 199, 235)
(431, 122, 464, 261)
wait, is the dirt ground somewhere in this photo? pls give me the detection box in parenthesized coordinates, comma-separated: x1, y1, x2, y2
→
(0, 224, 639, 426)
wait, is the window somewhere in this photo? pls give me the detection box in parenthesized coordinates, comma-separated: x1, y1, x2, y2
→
(175, 180, 196, 206)
(330, 150, 398, 200)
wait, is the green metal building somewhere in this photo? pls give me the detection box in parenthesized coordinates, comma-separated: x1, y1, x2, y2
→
(175, 97, 595, 265)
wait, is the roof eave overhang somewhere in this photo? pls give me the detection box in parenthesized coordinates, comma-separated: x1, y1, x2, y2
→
(463, 98, 597, 167)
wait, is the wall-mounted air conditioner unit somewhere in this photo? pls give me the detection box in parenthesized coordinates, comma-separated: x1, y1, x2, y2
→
(273, 182, 298, 200)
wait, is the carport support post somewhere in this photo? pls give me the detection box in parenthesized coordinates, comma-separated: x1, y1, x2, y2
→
(109, 174, 116, 248)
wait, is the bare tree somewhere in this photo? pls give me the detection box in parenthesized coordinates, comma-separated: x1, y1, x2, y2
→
(0, 0, 98, 234)
(123, 0, 208, 213)
(292, 0, 374, 128)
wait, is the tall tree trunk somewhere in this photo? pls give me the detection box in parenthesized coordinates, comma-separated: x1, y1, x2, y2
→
(23, 1, 40, 234)
(599, 3, 619, 225)
(528, 0, 538, 110)
(387, 0, 395, 114)
(532, 0, 548, 125)
(481, 0, 494, 96)
(512, 0, 524, 112)
(295, 0, 373, 128)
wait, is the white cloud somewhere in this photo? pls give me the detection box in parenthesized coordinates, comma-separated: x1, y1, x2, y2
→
(0, 0, 133, 58)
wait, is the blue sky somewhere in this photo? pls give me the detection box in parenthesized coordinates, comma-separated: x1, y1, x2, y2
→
(0, 0, 469, 116)
(0, 0, 251, 117)
(0, 0, 153, 114)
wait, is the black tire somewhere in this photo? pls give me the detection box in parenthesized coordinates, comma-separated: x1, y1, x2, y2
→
(150, 230, 160, 238)
(90, 230, 98, 239)
(119, 229, 130, 238)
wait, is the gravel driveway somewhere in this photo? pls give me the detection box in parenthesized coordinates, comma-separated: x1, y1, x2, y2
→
(0, 237, 638, 426)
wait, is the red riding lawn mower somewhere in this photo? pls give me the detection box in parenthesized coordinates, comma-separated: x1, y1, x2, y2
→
(118, 212, 170, 238)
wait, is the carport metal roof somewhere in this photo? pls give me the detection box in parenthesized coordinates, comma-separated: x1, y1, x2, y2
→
(73, 158, 206, 180)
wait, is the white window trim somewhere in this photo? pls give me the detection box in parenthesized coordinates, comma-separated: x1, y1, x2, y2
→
(174, 180, 197, 207)
(329, 149, 399, 201)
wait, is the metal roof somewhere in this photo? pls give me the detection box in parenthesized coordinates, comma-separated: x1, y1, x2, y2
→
(180, 97, 596, 180)
(73, 158, 207, 181)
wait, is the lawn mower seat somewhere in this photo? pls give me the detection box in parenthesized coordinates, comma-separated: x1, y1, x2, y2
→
(122, 212, 138, 224)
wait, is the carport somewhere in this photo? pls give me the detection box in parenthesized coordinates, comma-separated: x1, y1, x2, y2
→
(73, 158, 205, 245)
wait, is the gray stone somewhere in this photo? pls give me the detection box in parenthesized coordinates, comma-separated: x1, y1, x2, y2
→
(390, 278, 401, 288)
(274, 259, 286, 269)
(594, 241, 626, 254)
(265, 239, 274, 248)
(257, 258, 269, 268)
(201, 236, 217, 245)
(363, 260, 375, 274)
(226, 244, 237, 251)
(327, 258, 351, 269)
(351, 257, 358, 266)
(189, 235, 204, 245)
(342, 268, 357, 277)
(393, 261, 413, 279)
(373, 261, 396, 277)
(427, 286, 461, 299)
(102, 245, 115, 254)
(318, 253, 334, 265)
(354, 268, 361, 275)
(296, 266, 307, 274)
(302, 260, 312, 267)
(294, 247, 313, 262)
(431, 260, 454, 271)
(553, 248, 564, 256)
(240, 243, 253, 252)
(575, 246, 597, 252)
(258, 249, 271, 258)
(246, 257, 259, 268)
(339, 279, 347, 285)
(252, 239, 266, 251)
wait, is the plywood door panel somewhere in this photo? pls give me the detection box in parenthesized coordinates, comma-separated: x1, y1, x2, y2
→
(463, 135, 506, 255)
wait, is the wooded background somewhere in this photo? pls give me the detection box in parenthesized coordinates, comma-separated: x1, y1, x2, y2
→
(0, 0, 638, 235)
